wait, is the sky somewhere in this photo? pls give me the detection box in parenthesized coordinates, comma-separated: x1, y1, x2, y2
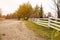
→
(0, 0, 56, 17)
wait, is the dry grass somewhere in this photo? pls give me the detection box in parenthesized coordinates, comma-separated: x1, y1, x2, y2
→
(24, 20, 60, 40)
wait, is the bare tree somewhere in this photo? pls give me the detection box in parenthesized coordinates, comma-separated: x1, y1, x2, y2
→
(52, 0, 60, 18)
(47, 12, 52, 18)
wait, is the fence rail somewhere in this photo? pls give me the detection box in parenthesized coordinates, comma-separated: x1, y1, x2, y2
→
(29, 17, 60, 31)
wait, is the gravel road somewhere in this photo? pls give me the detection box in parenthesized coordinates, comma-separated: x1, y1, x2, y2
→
(0, 20, 47, 40)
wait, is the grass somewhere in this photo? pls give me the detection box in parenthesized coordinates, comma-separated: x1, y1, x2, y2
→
(24, 20, 60, 40)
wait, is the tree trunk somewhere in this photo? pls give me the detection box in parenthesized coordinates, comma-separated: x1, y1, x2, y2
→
(58, 11, 60, 18)
(18, 17, 20, 20)
(57, 6, 60, 18)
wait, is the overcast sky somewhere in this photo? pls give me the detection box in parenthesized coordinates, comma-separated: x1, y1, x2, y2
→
(0, 0, 56, 17)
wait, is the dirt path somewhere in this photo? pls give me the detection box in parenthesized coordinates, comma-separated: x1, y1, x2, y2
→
(0, 20, 47, 40)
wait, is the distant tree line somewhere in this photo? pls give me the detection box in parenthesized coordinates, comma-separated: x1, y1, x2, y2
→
(5, 13, 17, 19)
(0, 2, 53, 20)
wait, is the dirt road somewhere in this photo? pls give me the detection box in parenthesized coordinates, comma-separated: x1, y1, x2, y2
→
(0, 20, 47, 40)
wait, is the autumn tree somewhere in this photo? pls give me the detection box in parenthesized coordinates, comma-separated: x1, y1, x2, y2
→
(5, 13, 17, 19)
(12, 13, 17, 19)
(6, 14, 10, 19)
(16, 2, 33, 20)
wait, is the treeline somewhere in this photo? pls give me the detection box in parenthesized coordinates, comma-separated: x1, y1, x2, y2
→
(16, 2, 52, 20)
(5, 13, 17, 19)
(0, 2, 52, 20)
(16, 2, 43, 20)
(0, 13, 17, 19)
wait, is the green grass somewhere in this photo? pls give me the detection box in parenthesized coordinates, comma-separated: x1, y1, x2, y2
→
(24, 20, 60, 40)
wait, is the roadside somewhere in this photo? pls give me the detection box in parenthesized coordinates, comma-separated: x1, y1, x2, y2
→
(18, 21, 47, 40)
(24, 21, 60, 40)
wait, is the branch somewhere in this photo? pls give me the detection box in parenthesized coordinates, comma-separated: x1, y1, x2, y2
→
(52, 0, 57, 6)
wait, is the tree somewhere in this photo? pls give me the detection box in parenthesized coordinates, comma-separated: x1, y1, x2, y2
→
(39, 5, 43, 18)
(52, 0, 60, 18)
(30, 4, 44, 18)
(47, 12, 52, 18)
(12, 13, 17, 19)
(16, 2, 33, 20)
(6, 14, 10, 19)
(5, 13, 17, 19)
(43, 14, 46, 18)
(32, 5, 40, 18)
(0, 9, 2, 18)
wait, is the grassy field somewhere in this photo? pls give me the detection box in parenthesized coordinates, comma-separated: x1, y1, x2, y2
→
(24, 20, 60, 40)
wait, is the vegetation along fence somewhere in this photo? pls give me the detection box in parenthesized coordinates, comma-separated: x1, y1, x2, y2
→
(29, 17, 60, 31)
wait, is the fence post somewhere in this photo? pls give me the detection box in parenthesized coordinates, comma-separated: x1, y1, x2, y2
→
(48, 17, 51, 27)
(36, 18, 37, 22)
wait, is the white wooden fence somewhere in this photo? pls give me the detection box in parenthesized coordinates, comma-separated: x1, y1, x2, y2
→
(29, 17, 60, 31)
